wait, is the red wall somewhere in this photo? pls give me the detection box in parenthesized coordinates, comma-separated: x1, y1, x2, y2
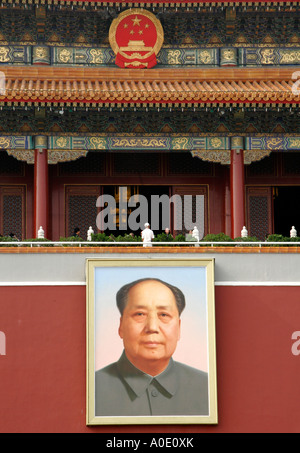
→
(0, 285, 299, 433)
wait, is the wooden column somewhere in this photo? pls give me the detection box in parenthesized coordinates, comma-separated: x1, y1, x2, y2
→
(224, 168, 231, 237)
(34, 136, 49, 238)
(230, 137, 245, 239)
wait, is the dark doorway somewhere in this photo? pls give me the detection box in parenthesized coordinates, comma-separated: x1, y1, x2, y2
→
(273, 186, 300, 237)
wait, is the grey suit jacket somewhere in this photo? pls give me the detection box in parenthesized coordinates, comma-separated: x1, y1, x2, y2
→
(95, 351, 209, 416)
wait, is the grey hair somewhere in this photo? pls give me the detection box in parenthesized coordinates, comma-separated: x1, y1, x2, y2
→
(116, 278, 186, 316)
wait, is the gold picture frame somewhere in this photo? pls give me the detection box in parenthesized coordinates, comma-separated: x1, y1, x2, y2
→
(86, 257, 218, 425)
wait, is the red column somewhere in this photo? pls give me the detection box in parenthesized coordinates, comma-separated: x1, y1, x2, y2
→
(224, 168, 231, 237)
(34, 139, 49, 238)
(230, 149, 245, 239)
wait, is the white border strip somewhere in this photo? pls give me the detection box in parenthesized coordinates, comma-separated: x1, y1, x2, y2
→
(0, 281, 300, 286)
(215, 281, 300, 286)
(0, 281, 86, 286)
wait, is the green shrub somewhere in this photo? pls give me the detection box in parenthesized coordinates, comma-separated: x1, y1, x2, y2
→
(91, 233, 142, 246)
(153, 233, 174, 244)
(117, 234, 142, 246)
(22, 238, 53, 247)
(202, 233, 233, 243)
(266, 234, 288, 242)
(0, 235, 18, 241)
(91, 233, 108, 242)
(174, 234, 186, 242)
(123, 234, 142, 243)
(265, 234, 300, 246)
(58, 236, 84, 247)
(288, 236, 300, 243)
(0, 236, 20, 247)
(113, 235, 130, 244)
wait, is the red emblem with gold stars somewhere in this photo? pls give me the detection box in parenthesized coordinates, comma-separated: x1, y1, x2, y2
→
(109, 9, 164, 69)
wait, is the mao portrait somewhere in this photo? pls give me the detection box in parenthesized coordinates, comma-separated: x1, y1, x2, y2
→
(86, 258, 217, 425)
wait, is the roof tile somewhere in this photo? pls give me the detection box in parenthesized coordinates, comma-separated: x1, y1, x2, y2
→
(0, 66, 298, 103)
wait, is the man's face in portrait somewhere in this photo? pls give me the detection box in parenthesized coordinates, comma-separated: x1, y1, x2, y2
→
(118, 280, 181, 375)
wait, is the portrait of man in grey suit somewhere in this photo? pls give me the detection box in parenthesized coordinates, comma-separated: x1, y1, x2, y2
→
(95, 278, 209, 417)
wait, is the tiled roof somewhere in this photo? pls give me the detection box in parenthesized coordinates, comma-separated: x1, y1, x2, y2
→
(0, 67, 299, 104)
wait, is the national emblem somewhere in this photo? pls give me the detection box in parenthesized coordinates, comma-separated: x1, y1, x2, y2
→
(109, 9, 164, 69)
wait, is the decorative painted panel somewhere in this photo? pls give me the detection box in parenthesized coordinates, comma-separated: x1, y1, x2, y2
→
(0, 46, 31, 64)
(1, 135, 300, 153)
(1, 6, 300, 50)
(245, 137, 300, 151)
(1, 106, 300, 135)
(0, 136, 33, 149)
(65, 185, 100, 237)
(239, 48, 300, 66)
(0, 186, 25, 240)
(0, 46, 220, 67)
(51, 47, 114, 66)
(49, 135, 231, 151)
(246, 186, 273, 241)
(2, 44, 300, 66)
(158, 48, 219, 66)
(220, 48, 238, 66)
